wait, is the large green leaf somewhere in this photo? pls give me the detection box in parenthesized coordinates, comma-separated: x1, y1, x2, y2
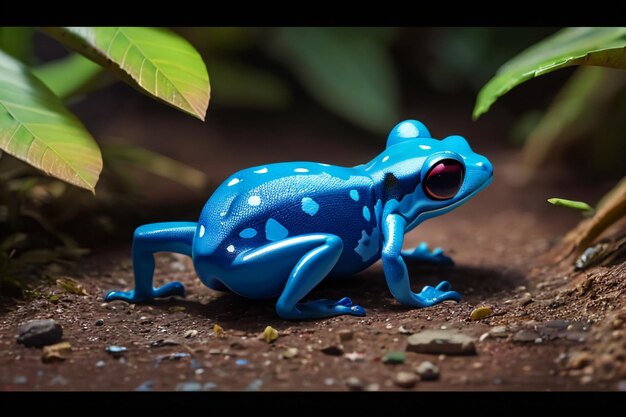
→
(0, 50, 102, 192)
(474, 27, 626, 119)
(268, 27, 399, 134)
(43, 27, 210, 120)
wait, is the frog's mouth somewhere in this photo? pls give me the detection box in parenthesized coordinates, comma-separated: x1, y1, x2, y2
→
(405, 174, 493, 231)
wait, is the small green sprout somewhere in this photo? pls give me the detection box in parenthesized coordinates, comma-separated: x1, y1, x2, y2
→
(547, 198, 594, 215)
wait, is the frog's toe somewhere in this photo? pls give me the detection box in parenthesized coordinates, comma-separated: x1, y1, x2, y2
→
(336, 296, 353, 307)
(339, 304, 366, 317)
(104, 290, 142, 303)
(153, 281, 186, 298)
(417, 281, 461, 306)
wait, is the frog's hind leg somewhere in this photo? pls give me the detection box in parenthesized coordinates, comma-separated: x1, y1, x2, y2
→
(104, 222, 196, 303)
(232, 233, 366, 320)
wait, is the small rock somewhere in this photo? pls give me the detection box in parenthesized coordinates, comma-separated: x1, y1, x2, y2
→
(470, 306, 492, 321)
(415, 361, 440, 381)
(617, 380, 626, 391)
(135, 381, 155, 391)
(545, 320, 570, 330)
(394, 371, 417, 388)
(203, 382, 218, 391)
(567, 352, 594, 370)
(176, 382, 202, 391)
(324, 378, 335, 386)
(365, 383, 380, 391)
(17, 319, 63, 348)
(42, 342, 72, 363)
(280, 347, 298, 359)
(245, 379, 263, 391)
(479, 333, 490, 342)
(406, 330, 476, 355)
(260, 325, 279, 343)
(345, 351, 366, 362)
(105, 345, 128, 358)
(13, 376, 27, 384)
(512, 329, 540, 343)
(518, 293, 533, 306)
(96, 360, 106, 368)
(398, 325, 413, 335)
(565, 332, 588, 342)
(337, 329, 353, 342)
(345, 377, 364, 391)
(95, 319, 104, 327)
(184, 329, 198, 339)
(383, 351, 406, 364)
(321, 345, 344, 356)
(489, 326, 508, 337)
(150, 339, 180, 348)
(213, 324, 226, 338)
(208, 348, 221, 355)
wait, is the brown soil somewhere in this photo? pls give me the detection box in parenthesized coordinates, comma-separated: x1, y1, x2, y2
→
(1, 99, 625, 391)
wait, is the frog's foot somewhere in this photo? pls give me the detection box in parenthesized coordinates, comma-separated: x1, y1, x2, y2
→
(285, 297, 366, 320)
(402, 242, 454, 266)
(415, 281, 461, 306)
(104, 281, 186, 303)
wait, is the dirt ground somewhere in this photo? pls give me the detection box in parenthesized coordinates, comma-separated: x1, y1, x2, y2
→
(1, 96, 625, 391)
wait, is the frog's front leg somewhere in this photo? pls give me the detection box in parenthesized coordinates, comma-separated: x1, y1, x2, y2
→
(402, 242, 454, 266)
(382, 214, 461, 307)
(104, 222, 196, 303)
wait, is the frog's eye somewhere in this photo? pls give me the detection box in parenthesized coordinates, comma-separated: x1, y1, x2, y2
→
(423, 159, 464, 200)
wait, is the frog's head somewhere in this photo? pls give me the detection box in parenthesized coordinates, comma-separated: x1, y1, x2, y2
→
(374, 120, 493, 231)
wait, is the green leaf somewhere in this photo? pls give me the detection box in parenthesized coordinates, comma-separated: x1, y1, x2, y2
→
(32, 53, 103, 99)
(0, 50, 102, 192)
(547, 198, 594, 214)
(268, 27, 399, 134)
(474, 27, 626, 119)
(43, 27, 210, 120)
(0, 27, 34, 63)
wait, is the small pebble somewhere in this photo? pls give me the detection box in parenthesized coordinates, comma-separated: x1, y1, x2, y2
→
(479, 333, 490, 342)
(365, 383, 380, 391)
(13, 376, 27, 384)
(345, 377, 364, 391)
(203, 382, 218, 391)
(16, 319, 63, 348)
(42, 342, 72, 363)
(213, 324, 226, 338)
(281, 347, 298, 359)
(470, 306, 492, 321)
(95, 319, 104, 327)
(415, 361, 440, 381)
(518, 293, 533, 306)
(150, 339, 180, 348)
(382, 351, 405, 364)
(96, 360, 106, 368)
(176, 382, 202, 391)
(394, 371, 417, 388)
(184, 329, 198, 338)
(337, 329, 353, 342)
(245, 379, 263, 391)
(398, 325, 413, 335)
(135, 381, 155, 391)
(617, 380, 626, 391)
(105, 345, 127, 358)
(324, 378, 335, 386)
(345, 351, 366, 362)
(321, 345, 344, 356)
(261, 326, 278, 343)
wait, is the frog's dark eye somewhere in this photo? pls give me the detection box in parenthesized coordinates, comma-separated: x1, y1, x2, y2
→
(423, 159, 464, 200)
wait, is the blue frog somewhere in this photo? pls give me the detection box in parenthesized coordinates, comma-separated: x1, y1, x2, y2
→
(105, 120, 493, 320)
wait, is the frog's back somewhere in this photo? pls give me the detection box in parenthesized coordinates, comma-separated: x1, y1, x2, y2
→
(195, 161, 381, 274)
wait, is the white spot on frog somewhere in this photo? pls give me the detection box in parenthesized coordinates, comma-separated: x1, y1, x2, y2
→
(220, 211, 227, 217)
(350, 189, 359, 201)
(294, 168, 309, 173)
(419, 145, 431, 150)
(301, 197, 319, 216)
(228, 178, 240, 186)
(226, 245, 235, 253)
(319, 163, 330, 167)
(254, 167, 268, 174)
(199, 225, 205, 238)
(354, 200, 383, 262)
(476, 161, 483, 167)
(248, 195, 261, 206)
(382, 156, 389, 163)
